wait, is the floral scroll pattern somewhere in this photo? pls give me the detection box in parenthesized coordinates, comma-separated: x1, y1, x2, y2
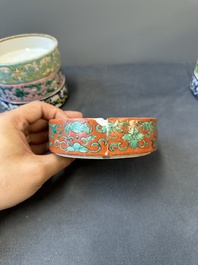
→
(0, 84, 68, 111)
(0, 48, 61, 84)
(49, 118, 158, 157)
(0, 70, 64, 102)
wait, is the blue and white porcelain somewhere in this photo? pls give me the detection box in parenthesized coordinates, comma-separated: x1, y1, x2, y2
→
(190, 73, 198, 99)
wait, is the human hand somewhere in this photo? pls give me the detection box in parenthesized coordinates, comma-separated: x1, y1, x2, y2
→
(0, 101, 82, 210)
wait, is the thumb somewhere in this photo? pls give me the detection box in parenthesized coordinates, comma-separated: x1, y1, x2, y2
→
(39, 153, 74, 182)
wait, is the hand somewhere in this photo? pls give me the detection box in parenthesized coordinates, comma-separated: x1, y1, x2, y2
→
(0, 101, 82, 210)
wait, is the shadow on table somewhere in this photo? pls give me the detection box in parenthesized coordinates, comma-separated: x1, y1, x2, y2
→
(0, 145, 165, 220)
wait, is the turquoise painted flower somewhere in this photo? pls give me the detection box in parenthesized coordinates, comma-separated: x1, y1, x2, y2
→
(49, 124, 58, 138)
(65, 121, 91, 134)
(67, 143, 89, 152)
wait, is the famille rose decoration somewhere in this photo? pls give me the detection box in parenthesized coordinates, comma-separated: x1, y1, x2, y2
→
(0, 83, 68, 111)
(0, 34, 61, 84)
(0, 69, 65, 102)
(49, 117, 158, 159)
(0, 33, 67, 110)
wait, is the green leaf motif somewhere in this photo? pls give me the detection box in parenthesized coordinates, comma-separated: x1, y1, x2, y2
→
(122, 133, 131, 142)
(108, 121, 128, 133)
(136, 132, 144, 140)
(141, 122, 150, 131)
(131, 139, 139, 150)
(115, 127, 124, 133)
(67, 143, 89, 152)
(49, 124, 58, 138)
(14, 88, 29, 99)
(142, 121, 154, 134)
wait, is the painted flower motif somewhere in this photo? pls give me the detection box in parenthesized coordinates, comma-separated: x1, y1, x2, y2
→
(13, 88, 30, 100)
(32, 61, 40, 71)
(40, 57, 51, 65)
(52, 49, 60, 59)
(49, 124, 58, 138)
(42, 68, 51, 76)
(24, 62, 39, 71)
(122, 126, 144, 150)
(10, 69, 25, 81)
(0, 67, 11, 74)
(65, 121, 91, 134)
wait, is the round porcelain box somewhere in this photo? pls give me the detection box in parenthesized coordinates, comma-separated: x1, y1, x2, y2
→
(49, 117, 158, 159)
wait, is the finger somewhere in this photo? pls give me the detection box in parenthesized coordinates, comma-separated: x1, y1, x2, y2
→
(10, 101, 83, 132)
(27, 130, 48, 145)
(29, 119, 48, 133)
(64, 111, 83, 119)
(28, 111, 83, 133)
(30, 142, 49, 155)
(38, 153, 74, 181)
(8, 101, 77, 127)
